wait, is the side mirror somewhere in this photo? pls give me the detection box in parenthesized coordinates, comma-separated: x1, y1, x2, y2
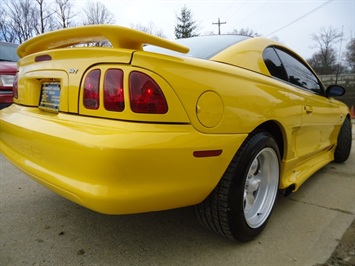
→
(326, 85, 346, 97)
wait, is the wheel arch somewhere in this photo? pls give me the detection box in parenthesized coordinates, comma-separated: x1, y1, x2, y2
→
(252, 120, 285, 160)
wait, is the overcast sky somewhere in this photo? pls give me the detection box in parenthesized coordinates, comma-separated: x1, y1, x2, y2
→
(80, 0, 354, 59)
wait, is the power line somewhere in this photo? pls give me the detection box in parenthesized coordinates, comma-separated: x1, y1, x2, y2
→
(266, 0, 334, 37)
(236, 0, 271, 27)
(217, 1, 246, 29)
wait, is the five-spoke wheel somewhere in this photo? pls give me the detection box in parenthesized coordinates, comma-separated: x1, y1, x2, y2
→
(243, 147, 279, 229)
(195, 131, 280, 242)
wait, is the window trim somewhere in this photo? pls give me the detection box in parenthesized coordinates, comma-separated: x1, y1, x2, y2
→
(264, 45, 325, 96)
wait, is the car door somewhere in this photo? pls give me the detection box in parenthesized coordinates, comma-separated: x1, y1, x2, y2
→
(274, 48, 342, 158)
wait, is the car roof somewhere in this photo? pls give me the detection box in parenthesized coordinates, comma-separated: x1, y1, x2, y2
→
(210, 37, 281, 75)
(145, 35, 288, 75)
(0, 42, 19, 62)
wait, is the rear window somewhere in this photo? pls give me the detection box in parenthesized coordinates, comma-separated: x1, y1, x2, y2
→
(0, 42, 19, 62)
(144, 35, 250, 60)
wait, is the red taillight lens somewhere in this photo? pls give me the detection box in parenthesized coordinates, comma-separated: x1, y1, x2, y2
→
(84, 69, 100, 109)
(104, 69, 124, 111)
(129, 71, 168, 114)
(13, 73, 18, 99)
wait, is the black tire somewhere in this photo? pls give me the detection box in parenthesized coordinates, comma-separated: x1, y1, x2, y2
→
(195, 131, 280, 242)
(334, 117, 352, 163)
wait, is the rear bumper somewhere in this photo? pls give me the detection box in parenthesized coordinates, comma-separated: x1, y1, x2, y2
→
(0, 105, 247, 214)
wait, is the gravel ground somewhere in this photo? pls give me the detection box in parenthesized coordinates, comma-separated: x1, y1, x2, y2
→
(320, 219, 355, 266)
(321, 120, 355, 266)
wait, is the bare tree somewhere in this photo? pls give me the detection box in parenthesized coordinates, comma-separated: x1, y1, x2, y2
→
(1, 0, 60, 43)
(3, 0, 39, 43)
(36, 0, 46, 33)
(308, 48, 339, 75)
(82, 1, 115, 25)
(309, 26, 343, 74)
(54, 0, 76, 28)
(344, 38, 355, 72)
(34, 0, 57, 34)
(230, 28, 261, 37)
(130, 22, 166, 38)
(0, 3, 17, 42)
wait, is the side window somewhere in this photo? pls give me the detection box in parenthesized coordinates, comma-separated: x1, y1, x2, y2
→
(275, 48, 322, 93)
(263, 47, 288, 81)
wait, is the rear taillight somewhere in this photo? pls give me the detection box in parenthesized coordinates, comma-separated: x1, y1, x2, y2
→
(104, 69, 124, 111)
(129, 71, 168, 114)
(13, 74, 18, 99)
(84, 69, 100, 109)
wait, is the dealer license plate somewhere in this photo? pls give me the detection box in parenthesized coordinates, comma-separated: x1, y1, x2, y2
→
(39, 83, 60, 113)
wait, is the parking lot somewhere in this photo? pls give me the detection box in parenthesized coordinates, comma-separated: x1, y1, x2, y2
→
(0, 125, 354, 265)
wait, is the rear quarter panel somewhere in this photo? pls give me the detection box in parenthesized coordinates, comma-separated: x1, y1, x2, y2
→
(132, 51, 302, 135)
(132, 51, 349, 191)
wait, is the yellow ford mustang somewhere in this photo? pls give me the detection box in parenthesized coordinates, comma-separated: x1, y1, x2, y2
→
(0, 25, 352, 242)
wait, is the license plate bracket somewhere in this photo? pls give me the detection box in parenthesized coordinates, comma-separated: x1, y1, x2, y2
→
(39, 82, 60, 113)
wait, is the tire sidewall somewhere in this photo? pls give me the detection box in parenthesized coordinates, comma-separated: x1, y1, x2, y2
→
(334, 117, 352, 163)
(227, 131, 280, 241)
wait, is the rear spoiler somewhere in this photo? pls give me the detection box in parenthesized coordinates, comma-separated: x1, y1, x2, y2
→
(17, 25, 189, 58)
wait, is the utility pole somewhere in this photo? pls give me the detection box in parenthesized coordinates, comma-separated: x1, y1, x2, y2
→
(335, 25, 344, 84)
(212, 18, 226, 35)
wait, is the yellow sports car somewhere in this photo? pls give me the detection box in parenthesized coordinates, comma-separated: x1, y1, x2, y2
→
(0, 25, 351, 242)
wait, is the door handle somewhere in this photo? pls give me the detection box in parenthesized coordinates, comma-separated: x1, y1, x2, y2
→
(304, 105, 313, 114)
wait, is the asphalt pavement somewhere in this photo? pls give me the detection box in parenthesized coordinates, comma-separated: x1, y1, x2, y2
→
(0, 125, 354, 265)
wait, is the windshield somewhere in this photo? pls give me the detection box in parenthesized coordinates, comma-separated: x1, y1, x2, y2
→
(0, 42, 19, 62)
(144, 35, 250, 60)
